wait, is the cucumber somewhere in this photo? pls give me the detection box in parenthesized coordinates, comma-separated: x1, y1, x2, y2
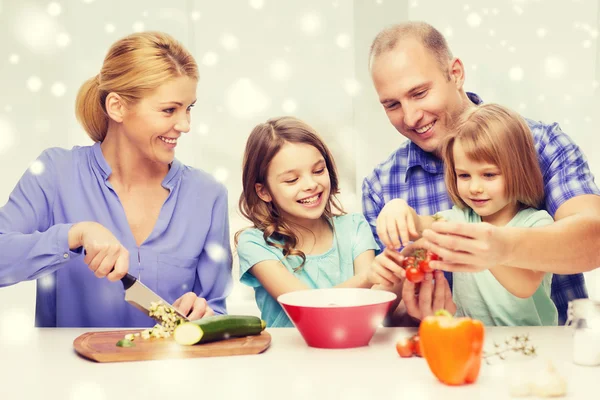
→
(173, 315, 266, 346)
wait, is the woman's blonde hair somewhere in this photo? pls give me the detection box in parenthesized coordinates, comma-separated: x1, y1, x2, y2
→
(236, 116, 345, 269)
(442, 103, 544, 210)
(75, 31, 198, 142)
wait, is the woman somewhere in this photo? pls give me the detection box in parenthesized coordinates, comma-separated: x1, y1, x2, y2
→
(0, 32, 232, 327)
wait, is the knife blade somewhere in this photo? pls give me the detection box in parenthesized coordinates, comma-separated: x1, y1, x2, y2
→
(120, 273, 189, 323)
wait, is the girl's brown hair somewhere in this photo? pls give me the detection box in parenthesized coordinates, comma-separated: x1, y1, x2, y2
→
(442, 103, 544, 210)
(236, 116, 345, 268)
(75, 31, 198, 142)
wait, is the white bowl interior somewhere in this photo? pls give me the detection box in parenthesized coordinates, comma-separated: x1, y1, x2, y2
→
(278, 288, 396, 308)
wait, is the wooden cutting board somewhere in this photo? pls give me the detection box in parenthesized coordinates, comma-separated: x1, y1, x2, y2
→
(73, 329, 271, 363)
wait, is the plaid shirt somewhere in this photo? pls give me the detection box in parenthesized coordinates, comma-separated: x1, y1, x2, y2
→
(362, 92, 600, 325)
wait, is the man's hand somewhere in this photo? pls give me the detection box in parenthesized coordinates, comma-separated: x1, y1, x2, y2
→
(402, 270, 456, 321)
(420, 220, 513, 273)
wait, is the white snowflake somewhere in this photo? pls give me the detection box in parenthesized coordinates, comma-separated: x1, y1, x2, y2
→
(336, 33, 351, 49)
(466, 13, 482, 28)
(226, 78, 271, 119)
(205, 243, 228, 262)
(9, 54, 19, 64)
(249, 0, 264, 10)
(82, 0, 96, 3)
(513, 5, 524, 15)
(4, 105, 12, 112)
(190, 10, 201, 21)
(15, 6, 59, 54)
(537, 95, 546, 102)
(56, 32, 71, 47)
(221, 33, 239, 51)
(444, 27, 453, 37)
(509, 66, 524, 81)
(300, 13, 322, 35)
(282, 99, 297, 113)
(47, 2, 61, 16)
(132, 21, 144, 32)
(536, 28, 547, 38)
(213, 167, 229, 183)
(0, 118, 16, 154)
(37, 272, 54, 287)
(105, 23, 115, 33)
(196, 123, 209, 136)
(27, 76, 43, 92)
(51, 82, 66, 97)
(269, 59, 291, 81)
(582, 40, 591, 48)
(519, 103, 527, 110)
(343, 78, 361, 96)
(202, 52, 219, 66)
(544, 56, 566, 79)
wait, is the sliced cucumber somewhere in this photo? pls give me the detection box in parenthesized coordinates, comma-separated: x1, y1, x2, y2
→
(173, 323, 204, 346)
(174, 315, 266, 346)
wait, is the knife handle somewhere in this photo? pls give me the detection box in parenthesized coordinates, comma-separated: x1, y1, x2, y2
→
(121, 273, 137, 290)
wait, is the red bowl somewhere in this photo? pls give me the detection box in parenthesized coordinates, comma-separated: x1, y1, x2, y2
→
(278, 288, 397, 349)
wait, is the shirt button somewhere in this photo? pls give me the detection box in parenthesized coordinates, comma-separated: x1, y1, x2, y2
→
(63, 253, 69, 259)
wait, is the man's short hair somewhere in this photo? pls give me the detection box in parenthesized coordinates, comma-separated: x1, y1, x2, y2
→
(369, 21, 453, 78)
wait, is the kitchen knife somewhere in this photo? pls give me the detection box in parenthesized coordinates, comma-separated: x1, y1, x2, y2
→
(120, 273, 189, 323)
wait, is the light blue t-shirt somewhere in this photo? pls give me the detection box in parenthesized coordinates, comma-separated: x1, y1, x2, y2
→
(438, 206, 558, 326)
(237, 213, 378, 327)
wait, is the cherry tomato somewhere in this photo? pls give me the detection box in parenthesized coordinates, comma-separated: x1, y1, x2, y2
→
(406, 266, 424, 283)
(418, 259, 434, 273)
(410, 334, 423, 357)
(426, 250, 440, 261)
(402, 256, 416, 268)
(395, 338, 414, 358)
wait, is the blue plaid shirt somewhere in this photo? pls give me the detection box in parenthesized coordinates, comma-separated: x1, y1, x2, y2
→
(362, 92, 600, 325)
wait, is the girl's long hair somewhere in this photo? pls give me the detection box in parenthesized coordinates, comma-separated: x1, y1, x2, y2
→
(236, 116, 345, 268)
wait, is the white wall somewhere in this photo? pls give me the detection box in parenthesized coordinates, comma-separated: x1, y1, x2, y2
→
(0, 0, 598, 327)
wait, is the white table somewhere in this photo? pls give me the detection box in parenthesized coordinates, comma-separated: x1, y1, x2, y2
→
(0, 326, 596, 399)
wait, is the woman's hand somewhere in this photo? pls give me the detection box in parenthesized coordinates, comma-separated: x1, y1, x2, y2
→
(173, 292, 215, 320)
(376, 199, 420, 249)
(69, 221, 129, 281)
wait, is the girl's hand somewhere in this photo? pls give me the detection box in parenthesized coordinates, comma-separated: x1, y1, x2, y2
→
(69, 221, 130, 281)
(173, 292, 215, 320)
(367, 248, 406, 286)
(376, 199, 420, 249)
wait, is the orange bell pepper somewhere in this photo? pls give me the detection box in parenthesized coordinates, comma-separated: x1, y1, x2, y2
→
(419, 310, 485, 386)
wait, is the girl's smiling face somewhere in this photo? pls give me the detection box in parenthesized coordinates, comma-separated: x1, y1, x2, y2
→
(256, 142, 331, 226)
(453, 141, 519, 226)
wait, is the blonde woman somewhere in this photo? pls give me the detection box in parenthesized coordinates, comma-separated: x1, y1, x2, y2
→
(370, 104, 558, 326)
(0, 32, 232, 327)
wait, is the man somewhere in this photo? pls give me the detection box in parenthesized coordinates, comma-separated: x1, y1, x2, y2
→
(363, 21, 600, 325)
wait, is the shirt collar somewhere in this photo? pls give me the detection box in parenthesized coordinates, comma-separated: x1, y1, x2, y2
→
(404, 91, 483, 179)
(91, 141, 183, 190)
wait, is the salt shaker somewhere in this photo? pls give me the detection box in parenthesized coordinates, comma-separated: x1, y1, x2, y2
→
(566, 299, 600, 366)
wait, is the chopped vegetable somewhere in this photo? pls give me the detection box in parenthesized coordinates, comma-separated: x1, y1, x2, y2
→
(115, 300, 185, 346)
(116, 339, 135, 347)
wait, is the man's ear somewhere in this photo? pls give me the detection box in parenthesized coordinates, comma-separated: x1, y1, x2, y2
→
(255, 183, 272, 203)
(448, 57, 465, 89)
(105, 92, 126, 123)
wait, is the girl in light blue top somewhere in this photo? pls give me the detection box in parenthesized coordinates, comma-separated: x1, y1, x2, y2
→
(236, 117, 399, 327)
(374, 104, 558, 326)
